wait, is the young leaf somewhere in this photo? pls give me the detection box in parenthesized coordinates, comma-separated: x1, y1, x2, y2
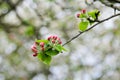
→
(38, 53, 51, 65)
(88, 10, 100, 20)
(79, 13, 87, 18)
(61, 46, 67, 51)
(35, 40, 48, 43)
(79, 21, 89, 31)
(54, 45, 63, 52)
(45, 50, 59, 56)
(54, 44, 67, 52)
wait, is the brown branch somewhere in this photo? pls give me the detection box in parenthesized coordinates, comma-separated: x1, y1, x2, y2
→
(62, 13, 120, 46)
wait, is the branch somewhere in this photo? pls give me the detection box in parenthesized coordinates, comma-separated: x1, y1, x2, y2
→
(99, 0, 120, 11)
(62, 13, 120, 46)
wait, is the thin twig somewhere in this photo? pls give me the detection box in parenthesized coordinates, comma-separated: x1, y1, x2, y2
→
(114, 8, 116, 15)
(99, 0, 120, 11)
(62, 13, 120, 46)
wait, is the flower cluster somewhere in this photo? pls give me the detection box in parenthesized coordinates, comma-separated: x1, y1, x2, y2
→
(47, 35, 62, 44)
(31, 42, 38, 57)
(40, 42, 45, 51)
(31, 35, 62, 57)
(75, 9, 100, 31)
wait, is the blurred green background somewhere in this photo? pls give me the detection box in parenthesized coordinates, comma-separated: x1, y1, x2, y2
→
(0, 0, 120, 80)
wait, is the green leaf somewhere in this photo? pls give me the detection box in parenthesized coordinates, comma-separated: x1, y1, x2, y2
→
(35, 40, 48, 43)
(61, 46, 67, 51)
(54, 44, 67, 52)
(54, 45, 63, 52)
(78, 21, 89, 31)
(45, 50, 59, 56)
(38, 53, 51, 65)
(79, 13, 87, 18)
(88, 10, 100, 20)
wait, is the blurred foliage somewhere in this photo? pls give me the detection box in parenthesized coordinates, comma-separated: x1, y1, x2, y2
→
(25, 26, 35, 36)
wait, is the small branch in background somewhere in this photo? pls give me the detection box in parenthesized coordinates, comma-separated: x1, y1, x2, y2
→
(99, 0, 120, 11)
(114, 8, 116, 15)
(62, 13, 120, 46)
(108, 0, 120, 3)
(85, 0, 94, 6)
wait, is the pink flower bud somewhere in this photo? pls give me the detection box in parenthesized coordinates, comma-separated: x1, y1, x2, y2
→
(57, 38, 61, 41)
(31, 45, 36, 49)
(31, 47, 38, 53)
(81, 9, 86, 14)
(31, 42, 38, 53)
(57, 38, 62, 44)
(50, 36, 53, 39)
(33, 53, 37, 57)
(58, 41, 62, 44)
(47, 36, 52, 41)
(41, 47, 44, 51)
(52, 40, 55, 43)
(53, 36, 57, 40)
(76, 13, 80, 18)
(40, 42, 44, 47)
